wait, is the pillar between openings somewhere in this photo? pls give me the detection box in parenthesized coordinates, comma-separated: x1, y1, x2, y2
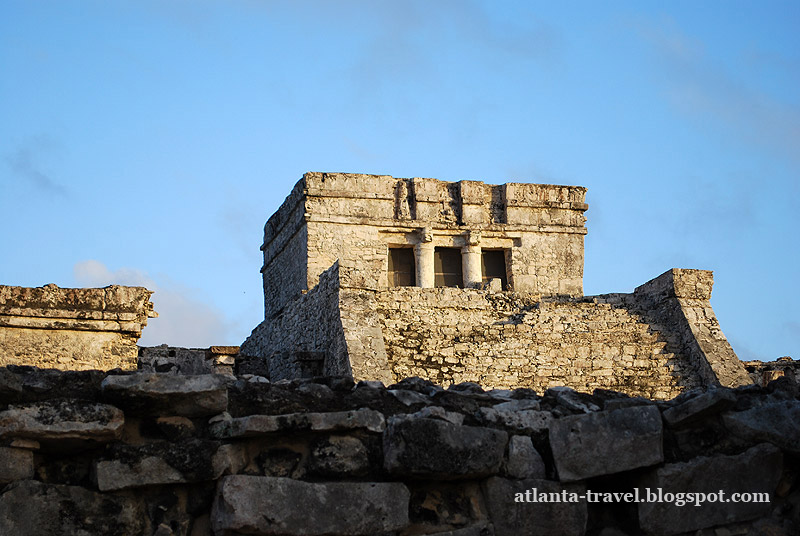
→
(462, 245, 482, 289)
(415, 242, 435, 288)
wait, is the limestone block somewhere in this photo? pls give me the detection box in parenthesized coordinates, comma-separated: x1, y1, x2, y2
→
(101, 373, 228, 417)
(503, 435, 546, 479)
(0, 447, 34, 483)
(0, 400, 123, 442)
(307, 435, 370, 477)
(410, 405, 465, 425)
(95, 439, 221, 491)
(477, 407, 552, 433)
(210, 408, 385, 438)
(482, 477, 587, 536)
(662, 388, 736, 426)
(383, 416, 507, 478)
(96, 456, 185, 491)
(211, 475, 410, 535)
(638, 443, 782, 535)
(388, 388, 430, 406)
(549, 405, 663, 482)
(0, 480, 143, 535)
(722, 400, 800, 454)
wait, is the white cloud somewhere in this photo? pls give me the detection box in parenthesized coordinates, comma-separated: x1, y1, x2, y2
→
(73, 260, 232, 348)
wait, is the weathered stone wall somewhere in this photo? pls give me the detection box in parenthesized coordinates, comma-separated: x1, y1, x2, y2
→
(633, 269, 752, 389)
(745, 357, 800, 387)
(0, 366, 796, 535)
(244, 266, 750, 399)
(139, 345, 240, 376)
(375, 288, 692, 399)
(243, 264, 351, 380)
(0, 284, 156, 370)
(259, 172, 588, 317)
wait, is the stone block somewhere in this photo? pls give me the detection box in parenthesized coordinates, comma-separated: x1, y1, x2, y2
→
(662, 388, 736, 426)
(307, 435, 370, 477)
(549, 405, 663, 482)
(482, 477, 587, 536)
(477, 407, 552, 433)
(95, 439, 221, 491)
(0, 399, 123, 442)
(503, 435, 546, 479)
(638, 443, 782, 535)
(101, 373, 228, 417)
(722, 400, 800, 454)
(0, 480, 143, 534)
(0, 447, 34, 483)
(210, 408, 385, 438)
(211, 475, 409, 535)
(384, 416, 507, 478)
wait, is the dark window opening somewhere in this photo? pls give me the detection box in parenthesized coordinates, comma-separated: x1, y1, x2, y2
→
(434, 247, 463, 288)
(388, 248, 416, 287)
(482, 249, 508, 290)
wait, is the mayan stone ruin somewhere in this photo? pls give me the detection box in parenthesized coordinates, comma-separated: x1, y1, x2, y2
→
(0, 283, 156, 370)
(0, 171, 798, 536)
(241, 172, 752, 399)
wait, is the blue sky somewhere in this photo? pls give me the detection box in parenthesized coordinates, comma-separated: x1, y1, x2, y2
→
(1, 0, 797, 361)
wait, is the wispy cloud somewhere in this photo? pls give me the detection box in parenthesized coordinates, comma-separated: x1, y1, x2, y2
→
(638, 19, 800, 169)
(73, 260, 232, 348)
(342, 1, 562, 110)
(5, 136, 67, 195)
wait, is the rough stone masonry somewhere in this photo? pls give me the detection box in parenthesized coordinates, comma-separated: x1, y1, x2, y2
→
(0, 367, 797, 535)
(0, 283, 156, 370)
(241, 172, 751, 398)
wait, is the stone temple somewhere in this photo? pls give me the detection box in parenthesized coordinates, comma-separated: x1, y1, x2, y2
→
(240, 172, 752, 399)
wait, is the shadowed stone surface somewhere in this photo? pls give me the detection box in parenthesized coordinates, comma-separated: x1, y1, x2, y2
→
(95, 439, 220, 491)
(549, 405, 663, 482)
(482, 477, 587, 536)
(0, 399, 123, 442)
(638, 443, 783, 535)
(101, 373, 228, 417)
(209, 408, 386, 438)
(0, 479, 143, 535)
(211, 475, 409, 535)
(477, 407, 552, 433)
(0, 447, 34, 483)
(662, 387, 736, 426)
(503, 435, 546, 479)
(722, 400, 800, 454)
(384, 416, 508, 478)
(307, 435, 370, 477)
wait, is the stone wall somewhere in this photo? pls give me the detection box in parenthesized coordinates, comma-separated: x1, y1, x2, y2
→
(0, 366, 796, 535)
(243, 266, 750, 399)
(0, 284, 156, 370)
(745, 357, 800, 387)
(242, 263, 352, 380)
(375, 289, 691, 400)
(139, 346, 240, 376)
(259, 172, 588, 317)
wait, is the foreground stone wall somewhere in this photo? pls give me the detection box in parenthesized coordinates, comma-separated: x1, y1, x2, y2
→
(0, 284, 156, 370)
(0, 366, 796, 535)
(243, 267, 750, 399)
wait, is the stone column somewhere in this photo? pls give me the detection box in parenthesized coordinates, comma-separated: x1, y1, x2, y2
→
(415, 229, 435, 288)
(462, 245, 482, 288)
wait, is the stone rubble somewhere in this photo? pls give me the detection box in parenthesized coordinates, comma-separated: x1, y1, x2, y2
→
(0, 367, 795, 535)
